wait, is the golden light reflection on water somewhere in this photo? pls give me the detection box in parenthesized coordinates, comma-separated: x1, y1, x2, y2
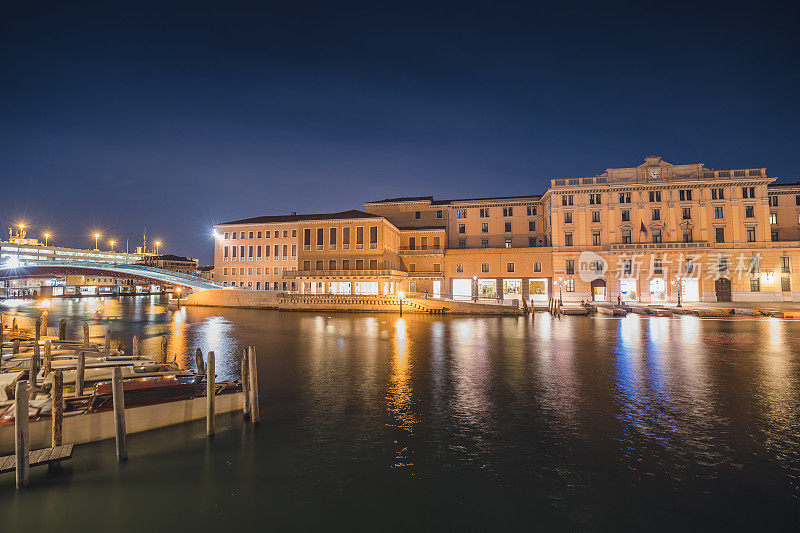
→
(387, 317, 417, 469)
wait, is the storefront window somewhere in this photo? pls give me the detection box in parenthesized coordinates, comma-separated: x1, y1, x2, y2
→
(478, 279, 496, 299)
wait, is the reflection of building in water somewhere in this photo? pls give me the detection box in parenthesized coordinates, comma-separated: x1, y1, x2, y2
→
(213, 156, 800, 303)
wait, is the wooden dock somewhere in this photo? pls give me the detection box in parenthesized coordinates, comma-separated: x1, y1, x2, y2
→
(0, 444, 74, 474)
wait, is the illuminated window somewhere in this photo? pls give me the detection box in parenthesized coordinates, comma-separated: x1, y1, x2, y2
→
(481, 263, 489, 273)
(456, 263, 464, 273)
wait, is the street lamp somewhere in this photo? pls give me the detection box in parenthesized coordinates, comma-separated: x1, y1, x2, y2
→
(176, 286, 182, 308)
(94, 233, 100, 250)
(109, 240, 116, 252)
(155, 240, 161, 255)
(44, 232, 50, 246)
(472, 275, 478, 302)
(397, 290, 405, 316)
(558, 276, 563, 306)
(672, 276, 683, 308)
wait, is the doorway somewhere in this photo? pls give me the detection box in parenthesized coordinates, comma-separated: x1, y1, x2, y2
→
(591, 279, 607, 302)
(715, 277, 732, 302)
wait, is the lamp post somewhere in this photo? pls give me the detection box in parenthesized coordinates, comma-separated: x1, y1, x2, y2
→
(94, 233, 100, 250)
(397, 290, 405, 316)
(672, 277, 683, 307)
(558, 276, 563, 306)
(472, 275, 478, 302)
(109, 240, 116, 252)
(155, 240, 161, 255)
(176, 287, 182, 308)
(44, 232, 50, 246)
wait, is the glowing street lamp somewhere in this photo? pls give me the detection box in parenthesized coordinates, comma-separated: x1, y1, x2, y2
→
(44, 232, 51, 246)
(397, 290, 405, 316)
(671, 276, 683, 307)
(558, 276, 563, 306)
(176, 286, 182, 308)
(93, 233, 100, 250)
(109, 240, 116, 252)
(155, 240, 161, 255)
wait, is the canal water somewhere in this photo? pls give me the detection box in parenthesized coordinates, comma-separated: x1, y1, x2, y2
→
(1, 295, 799, 530)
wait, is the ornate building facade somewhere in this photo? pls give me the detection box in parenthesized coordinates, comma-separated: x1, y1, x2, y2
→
(214, 156, 800, 303)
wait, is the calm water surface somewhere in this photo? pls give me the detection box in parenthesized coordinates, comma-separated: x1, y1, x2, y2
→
(1, 295, 799, 531)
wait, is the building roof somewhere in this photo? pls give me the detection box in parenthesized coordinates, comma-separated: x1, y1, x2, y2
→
(769, 180, 800, 188)
(148, 254, 197, 262)
(366, 194, 542, 206)
(364, 196, 434, 204)
(220, 209, 382, 225)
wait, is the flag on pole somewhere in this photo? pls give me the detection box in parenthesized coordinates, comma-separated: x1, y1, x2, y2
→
(640, 221, 647, 234)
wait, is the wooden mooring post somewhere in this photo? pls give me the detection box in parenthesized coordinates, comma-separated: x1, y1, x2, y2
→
(111, 366, 127, 461)
(241, 347, 250, 419)
(35, 318, 41, 342)
(50, 370, 63, 472)
(15, 380, 30, 490)
(105, 329, 111, 356)
(132, 335, 140, 358)
(82, 322, 90, 348)
(248, 346, 260, 424)
(13, 339, 20, 354)
(30, 340, 40, 387)
(159, 336, 167, 364)
(40, 311, 48, 337)
(58, 319, 66, 340)
(75, 351, 85, 397)
(206, 350, 215, 437)
(195, 348, 205, 374)
(44, 340, 52, 377)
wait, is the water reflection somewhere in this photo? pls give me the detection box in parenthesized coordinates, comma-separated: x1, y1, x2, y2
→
(387, 318, 416, 469)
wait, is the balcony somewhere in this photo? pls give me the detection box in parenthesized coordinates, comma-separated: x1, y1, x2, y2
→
(608, 241, 711, 251)
(406, 270, 444, 278)
(399, 247, 443, 255)
(283, 269, 407, 279)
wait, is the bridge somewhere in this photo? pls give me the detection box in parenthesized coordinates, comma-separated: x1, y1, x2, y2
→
(0, 259, 227, 292)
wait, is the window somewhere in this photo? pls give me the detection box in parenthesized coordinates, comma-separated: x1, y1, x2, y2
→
(564, 233, 573, 246)
(481, 263, 489, 273)
(770, 213, 777, 224)
(330, 227, 337, 248)
(264, 231, 270, 239)
(342, 227, 350, 248)
(329, 260, 336, 270)
(533, 262, 542, 272)
(356, 227, 364, 248)
(481, 223, 488, 233)
(503, 207, 513, 217)
(479, 208, 490, 218)
(456, 263, 464, 273)
(682, 228, 692, 243)
(562, 195, 573, 206)
(649, 191, 661, 202)
(292, 230, 297, 238)
(621, 209, 630, 222)
(458, 238, 466, 249)
(223, 232, 229, 239)
(273, 231, 278, 238)
(745, 206, 755, 218)
(679, 189, 692, 201)
(459, 224, 467, 234)
(565, 278, 575, 292)
(223, 246, 229, 260)
(315, 260, 323, 270)
(622, 229, 631, 244)
(356, 259, 364, 270)
(316, 228, 324, 250)
(745, 227, 756, 242)
(414, 211, 421, 219)
(796, 195, 800, 206)
(282, 244, 288, 259)
(248, 231, 253, 239)
(782, 276, 791, 292)
(342, 259, 350, 270)
(742, 186, 756, 199)
(528, 221, 536, 231)
(682, 207, 691, 220)
(718, 256, 729, 273)
(749, 256, 760, 275)
(240, 232, 245, 239)
(527, 206, 537, 216)
(566, 259, 575, 275)
(769, 195, 778, 207)
(592, 231, 601, 246)
(591, 210, 600, 223)
(504, 238, 512, 248)
(240, 245, 245, 258)
(223, 267, 228, 275)
(283, 230, 288, 238)
(651, 209, 661, 221)
(652, 229, 662, 243)
(564, 211, 573, 224)
(501, 262, 513, 274)
(750, 277, 760, 292)
(653, 259, 663, 275)
(714, 207, 723, 219)
(781, 256, 790, 273)
(433, 236, 440, 249)
(369, 226, 378, 248)
(529, 237, 536, 247)
(436, 210, 443, 219)
(457, 209, 467, 218)
(711, 188, 724, 200)
(619, 192, 631, 203)
(504, 222, 512, 232)
(231, 232, 237, 240)
(481, 238, 489, 248)
(772, 230, 779, 242)
(623, 259, 632, 275)
(303, 260, 310, 270)
(589, 193, 601, 205)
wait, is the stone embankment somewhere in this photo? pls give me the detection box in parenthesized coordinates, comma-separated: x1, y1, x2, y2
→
(184, 289, 523, 316)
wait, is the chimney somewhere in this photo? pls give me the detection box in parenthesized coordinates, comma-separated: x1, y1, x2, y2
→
(290, 211, 296, 216)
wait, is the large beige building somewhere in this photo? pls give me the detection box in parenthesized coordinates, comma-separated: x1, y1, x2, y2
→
(214, 156, 800, 303)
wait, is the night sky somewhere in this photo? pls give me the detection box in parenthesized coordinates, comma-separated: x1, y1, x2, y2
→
(2, 1, 798, 263)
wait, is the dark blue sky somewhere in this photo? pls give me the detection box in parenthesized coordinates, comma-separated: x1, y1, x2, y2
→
(2, 1, 798, 263)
